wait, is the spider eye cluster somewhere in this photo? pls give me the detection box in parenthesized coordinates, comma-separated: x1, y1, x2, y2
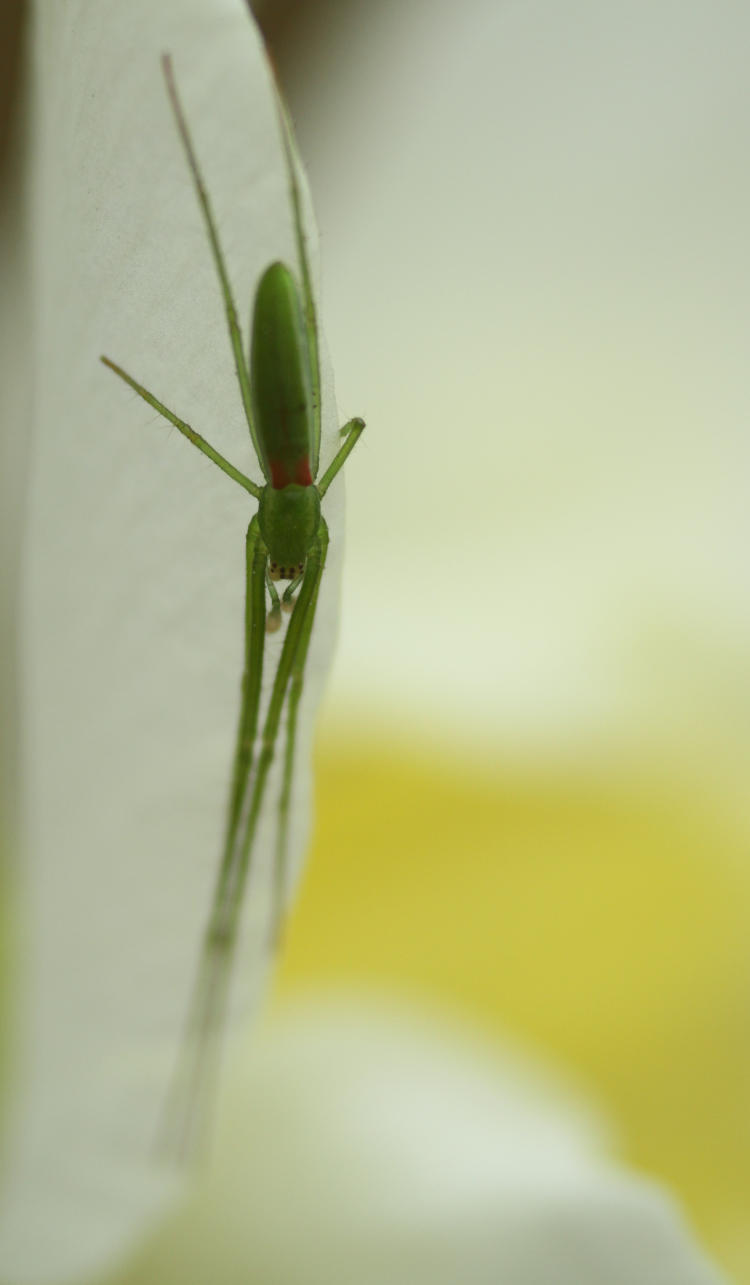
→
(269, 560, 305, 583)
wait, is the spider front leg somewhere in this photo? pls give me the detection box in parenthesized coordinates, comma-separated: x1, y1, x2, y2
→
(317, 418, 365, 498)
(271, 526, 330, 944)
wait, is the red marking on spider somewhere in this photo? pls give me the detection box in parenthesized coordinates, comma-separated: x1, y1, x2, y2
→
(270, 456, 313, 489)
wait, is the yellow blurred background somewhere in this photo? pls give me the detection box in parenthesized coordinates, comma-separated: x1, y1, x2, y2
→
(278, 729, 750, 1274)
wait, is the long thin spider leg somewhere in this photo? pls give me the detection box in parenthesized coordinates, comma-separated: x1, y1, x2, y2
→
(217, 520, 329, 946)
(100, 356, 261, 498)
(270, 532, 328, 945)
(158, 517, 268, 1160)
(317, 417, 365, 497)
(270, 418, 365, 938)
(161, 55, 265, 471)
(161, 526, 327, 1157)
(218, 517, 268, 904)
(272, 85, 322, 476)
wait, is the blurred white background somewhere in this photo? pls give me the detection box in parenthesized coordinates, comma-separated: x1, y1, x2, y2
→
(266, 0, 750, 792)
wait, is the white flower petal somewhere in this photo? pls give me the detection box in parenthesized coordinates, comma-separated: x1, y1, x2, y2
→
(0, 2, 344, 1280)
(138, 999, 729, 1285)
